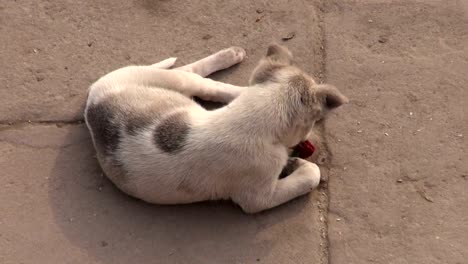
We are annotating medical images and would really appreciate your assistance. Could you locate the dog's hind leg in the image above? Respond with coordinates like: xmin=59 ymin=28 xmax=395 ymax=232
xmin=92 ymin=65 xmax=245 ymax=103
xmin=152 ymin=69 xmax=245 ymax=102
xmin=175 ymin=47 xmax=246 ymax=77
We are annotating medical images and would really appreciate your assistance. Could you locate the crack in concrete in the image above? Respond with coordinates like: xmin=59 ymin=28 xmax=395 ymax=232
xmin=0 ymin=119 xmax=84 ymax=126
xmin=0 ymin=139 xmax=74 ymax=150
xmin=310 ymin=0 xmax=331 ymax=263
xmin=315 ymin=125 xmax=332 ymax=264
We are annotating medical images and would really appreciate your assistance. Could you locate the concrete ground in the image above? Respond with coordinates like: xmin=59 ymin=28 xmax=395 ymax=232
xmin=0 ymin=0 xmax=466 ymax=263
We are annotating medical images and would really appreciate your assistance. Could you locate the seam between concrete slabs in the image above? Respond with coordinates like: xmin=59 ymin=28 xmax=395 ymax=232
xmin=310 ymin=0 xmax=331 ymax=263
xmin=0 ymin=120 xmax=84 ymax=126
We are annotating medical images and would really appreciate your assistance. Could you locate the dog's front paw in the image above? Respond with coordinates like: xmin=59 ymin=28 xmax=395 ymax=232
xmin=303 ymin=162 xmax=321 ymax=189
xmin=294 ymin=159 xmax=321 ymax=190
xmin=220 ymin=46 xmax=246 ymax=64
xmin=229 ymin=46 xmax=246 ymax=62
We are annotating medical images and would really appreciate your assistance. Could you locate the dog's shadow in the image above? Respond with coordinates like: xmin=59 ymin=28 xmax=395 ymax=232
xmin=48 ymin=124 xmax=310 ymax=264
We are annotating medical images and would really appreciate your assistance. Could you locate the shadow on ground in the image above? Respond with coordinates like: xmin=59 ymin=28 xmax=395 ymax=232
xmin=47 ymin=126 xmax=310 ymax=263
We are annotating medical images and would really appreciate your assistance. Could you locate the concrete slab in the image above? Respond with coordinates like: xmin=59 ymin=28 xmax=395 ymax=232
xmin=0 ymin=124 xmax=324 ymax=264
xmin=0 ymin=0 xmax=323 ymax=122
xmin=324 ymin=1 xmax=468 ymax=263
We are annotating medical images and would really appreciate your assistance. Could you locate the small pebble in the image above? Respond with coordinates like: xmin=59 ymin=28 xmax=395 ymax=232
xmin=357 ymin=129 xmax=363 ymax=133
xmin=256 ymin=8 xmax=264 ymax=14
xmin=456 ymin=133 xmax=463 ymax=137
xmin=202 ymin=34 xmax=212 ymax=40
xmin=409 ymin=112 xmax=413 ymax=116
xmin=384 ymin=132 xmax=389 ymax=136
xmin=378 ymin=36 xmax=388 ymax=43
xmin=368 ymin=19 xmax=373 ymax=23
xmin=422 ymin=193 xmax=434 ymax=202
xmin=336 ymin=218 xmax=341 ymax=222
xmin=397 ymin=179 xmax=403 ymax=183
xmin=282 ymin=32 xmax=296 ymax=41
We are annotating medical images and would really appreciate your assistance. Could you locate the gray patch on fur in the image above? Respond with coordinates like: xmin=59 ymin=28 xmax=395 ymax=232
xmin=279 ymin=158 xmax=300 ymax=179
xmin=154 ymin=111 xmax=190 ymax=153
xmin=85 ymin=101 xmax=121 ymax=155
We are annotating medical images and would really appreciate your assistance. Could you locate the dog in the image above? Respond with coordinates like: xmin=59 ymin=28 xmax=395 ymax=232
xmin=84 ymin=44 xmax=348 ymax=213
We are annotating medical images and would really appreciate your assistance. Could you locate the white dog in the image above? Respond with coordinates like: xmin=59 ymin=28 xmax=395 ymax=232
xmin=84 ymin=44 xmax=347 ymax=213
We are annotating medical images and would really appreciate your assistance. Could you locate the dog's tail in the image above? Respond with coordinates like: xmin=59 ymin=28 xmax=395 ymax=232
xmin=150 ymin=57 xmax=177 ymax=69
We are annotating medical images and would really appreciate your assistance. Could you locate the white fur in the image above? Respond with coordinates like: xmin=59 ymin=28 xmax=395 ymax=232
xmin=84 ymin=45 xmax=347 ymax=213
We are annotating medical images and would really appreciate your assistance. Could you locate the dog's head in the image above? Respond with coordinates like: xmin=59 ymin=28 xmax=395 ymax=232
xmin=249 ymin=43 xmax=348 ymax=147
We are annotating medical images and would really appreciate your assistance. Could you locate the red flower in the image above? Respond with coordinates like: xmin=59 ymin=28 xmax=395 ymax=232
xmin=291 ymin=140 xmax=316 ymax=159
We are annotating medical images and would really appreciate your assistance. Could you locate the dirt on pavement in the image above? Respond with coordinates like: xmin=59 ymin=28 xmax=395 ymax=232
xmin=324 ymin=1 xmax=468 ymax=263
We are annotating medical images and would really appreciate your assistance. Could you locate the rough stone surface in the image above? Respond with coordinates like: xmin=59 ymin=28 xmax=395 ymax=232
xmin=3 ymin=0 xmax=467 ymax=263
xmin=0 ymin=124 xmax=323 ymax=264
xmin=0 ymin=0 xmax=323 ymax=122
xmin=324 ymin=0 xmax=468 ymax=263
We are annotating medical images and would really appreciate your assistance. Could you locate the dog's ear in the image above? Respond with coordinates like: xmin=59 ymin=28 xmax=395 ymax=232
xmin=266 ymin=43 xmax=293 ymax=65
xmin=249 ymin=44 xmax=294 ymax=85
xmin=315 ymin=84 xmax=348 ymax=110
